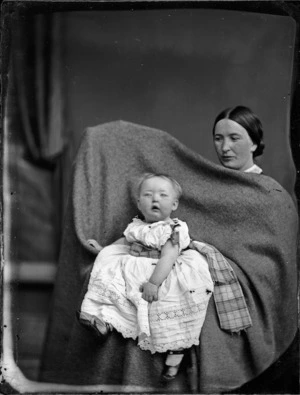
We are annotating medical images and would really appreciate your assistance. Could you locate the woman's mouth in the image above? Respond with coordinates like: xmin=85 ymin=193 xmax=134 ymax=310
xmin=222 ymin=156 xmax=235 ymax=161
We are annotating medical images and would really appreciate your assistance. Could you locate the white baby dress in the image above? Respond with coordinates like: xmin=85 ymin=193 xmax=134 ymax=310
xmin=80 ymin=217 xmax=214 ymax=353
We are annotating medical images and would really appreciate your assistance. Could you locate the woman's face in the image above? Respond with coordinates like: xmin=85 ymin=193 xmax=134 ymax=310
xmin=213 ymin=119 xmax=257 ymax=171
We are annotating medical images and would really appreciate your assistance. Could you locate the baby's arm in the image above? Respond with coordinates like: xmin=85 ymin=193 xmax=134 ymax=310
xmin=87 ymin=236 xmax=130 ymax=251
xmin=141 ymin=240 xmax=179 ymax=302
xmin=111 ymin=237 xmax=131 ymax=246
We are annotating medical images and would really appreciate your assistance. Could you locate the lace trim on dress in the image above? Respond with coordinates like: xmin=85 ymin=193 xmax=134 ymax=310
xmin=88 ymin=277 xmax=134 ymax=309
xmin=139 ymin=337 xmax=200 ymax=354
xmin=106 ymin=318 xmax=138 ymax=340
xmin=149 ymin=301 xmax=209 ymax=323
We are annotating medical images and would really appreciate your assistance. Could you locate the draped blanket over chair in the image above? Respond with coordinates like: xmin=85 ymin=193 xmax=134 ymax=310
xmin=39 ymin=121 xmax=298 ymax=393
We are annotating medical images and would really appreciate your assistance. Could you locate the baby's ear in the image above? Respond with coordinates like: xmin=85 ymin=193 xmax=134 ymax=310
xmin=172 ymin=200 xmax=179 ymax=211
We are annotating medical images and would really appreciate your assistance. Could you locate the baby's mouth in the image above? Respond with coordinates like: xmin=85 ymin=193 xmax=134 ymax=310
xmin=151 ymin=205 xmax=160 ymax=211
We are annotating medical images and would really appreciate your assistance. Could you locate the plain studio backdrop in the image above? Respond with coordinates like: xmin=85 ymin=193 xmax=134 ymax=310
xmin=66 ymin=9 xmax=296 ymax=190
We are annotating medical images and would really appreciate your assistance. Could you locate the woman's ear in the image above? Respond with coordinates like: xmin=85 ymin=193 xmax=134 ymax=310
xmin=250 ymin=143 xmax=258 ymax=153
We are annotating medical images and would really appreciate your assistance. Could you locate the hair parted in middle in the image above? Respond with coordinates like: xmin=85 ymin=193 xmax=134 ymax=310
xmin=212 ymin=105 xmax=265 ymax=157
xmin=135 ymin=173 xmax=183 ymax=201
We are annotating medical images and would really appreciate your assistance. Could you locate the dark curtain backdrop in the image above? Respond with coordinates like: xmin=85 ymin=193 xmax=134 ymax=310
xmin=13 ymin=13 xmax=65 ymax=165
xmin=7 ymin=11 xmax=68 ymax=264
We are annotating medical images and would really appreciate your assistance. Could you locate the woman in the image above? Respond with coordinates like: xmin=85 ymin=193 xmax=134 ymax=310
xmin=210 ymin=105 xmax=298 ymax=393
xmin=39 ymin=120 xmax=298 ymax=394
xmin=212 ymin=105 xmax=264 ymax=173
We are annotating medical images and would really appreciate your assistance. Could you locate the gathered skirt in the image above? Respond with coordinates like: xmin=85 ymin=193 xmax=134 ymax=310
xmin=81 ymin=244 xmax=213 ymax=353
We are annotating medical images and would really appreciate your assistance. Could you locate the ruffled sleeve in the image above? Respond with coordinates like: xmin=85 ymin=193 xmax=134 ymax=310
xmin=170 ymin=220 xmax=190 ymax=252
xmin=124 ymin=218 xmax=191 ymax=252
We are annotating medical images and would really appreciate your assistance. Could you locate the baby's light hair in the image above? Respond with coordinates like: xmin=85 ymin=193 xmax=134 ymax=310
xmin=136 ymin=173 xmax=183 ymax=201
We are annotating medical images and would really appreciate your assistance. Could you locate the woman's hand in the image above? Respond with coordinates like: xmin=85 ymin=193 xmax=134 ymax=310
xmin=140 ymin=282 xmax=158 ymax=303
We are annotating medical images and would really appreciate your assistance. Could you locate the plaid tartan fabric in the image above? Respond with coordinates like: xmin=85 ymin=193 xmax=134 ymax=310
xmin=193 ymin=241 xmax=252 ymax=333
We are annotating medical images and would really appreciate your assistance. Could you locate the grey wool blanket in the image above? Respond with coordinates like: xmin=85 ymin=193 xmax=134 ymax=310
xmin=39 ymin=121 xmax=298 ymax=393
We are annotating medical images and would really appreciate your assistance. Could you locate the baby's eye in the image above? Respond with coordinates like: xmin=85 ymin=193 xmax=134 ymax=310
xmin=160 ymin=193 xmax=168 ymax=197
xmin=144 ymin=193 xmax=152 ymax=197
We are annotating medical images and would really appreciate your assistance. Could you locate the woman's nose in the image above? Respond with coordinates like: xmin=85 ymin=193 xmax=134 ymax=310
xmin=221 ymin=140 xmax=231 ymax=152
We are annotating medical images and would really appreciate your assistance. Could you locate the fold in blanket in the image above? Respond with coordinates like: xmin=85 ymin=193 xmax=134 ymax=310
xmin=39 ymin=121 xmax=298 ymax=393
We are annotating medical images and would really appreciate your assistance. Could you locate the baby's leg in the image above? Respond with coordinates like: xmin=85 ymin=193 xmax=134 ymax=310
xmin=77 ymin=311 xmax=113 ymax=337
xmin=78 ymin=244 xmax=131 ymax=337
xmin=162 ymin=348 xmax=186 ymax=381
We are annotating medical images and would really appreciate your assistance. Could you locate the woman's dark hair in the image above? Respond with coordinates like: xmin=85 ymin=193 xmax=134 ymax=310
xmin=212 ymin=106 xmax=265 ymax=157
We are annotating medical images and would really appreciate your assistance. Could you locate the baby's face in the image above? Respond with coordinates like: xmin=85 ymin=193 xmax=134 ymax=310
xmin=137 ymin=177 xmax=179 ymax=223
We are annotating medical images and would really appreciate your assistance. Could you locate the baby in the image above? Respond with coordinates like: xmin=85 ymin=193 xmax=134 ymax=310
xmin=78 ymin=173 xmax=213 ymax=380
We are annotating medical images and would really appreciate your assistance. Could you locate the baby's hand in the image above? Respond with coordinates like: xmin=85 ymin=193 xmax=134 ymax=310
xmin=188 ymin=240 xmax=196 ymax=250
xmin=140 ymin=282 xmax=158 ymax=303
xmin=87 ymin=239 xmax=103 ymax=252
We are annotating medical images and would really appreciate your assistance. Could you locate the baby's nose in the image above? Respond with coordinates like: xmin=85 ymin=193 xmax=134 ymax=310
xmin=152 ymin=194 xmax=159 ymax=202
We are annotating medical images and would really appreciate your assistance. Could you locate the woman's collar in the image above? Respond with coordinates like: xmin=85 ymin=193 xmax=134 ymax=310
xmin=244 ymin=164 xmax=263 ymax=174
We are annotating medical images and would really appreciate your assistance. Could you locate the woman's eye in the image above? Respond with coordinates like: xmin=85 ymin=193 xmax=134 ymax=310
xmin=214 ymin=136 xmax=222 ymax=142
